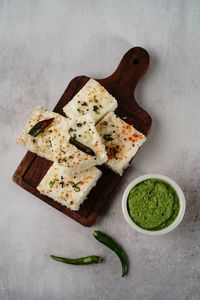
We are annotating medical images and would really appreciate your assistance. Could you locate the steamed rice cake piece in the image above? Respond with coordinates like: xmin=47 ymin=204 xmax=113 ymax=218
xmin=37 ymin=163 xmax=102 ymax=211
xmin=63 ymin=78 xmax=118 ymax=124
xmin=17 ymin=107 xmax=69 ymax=161
xmin=96 ymin=112 xmax=146 ymax=175
xmin=50 ymin=113 xmax=107 ymax=174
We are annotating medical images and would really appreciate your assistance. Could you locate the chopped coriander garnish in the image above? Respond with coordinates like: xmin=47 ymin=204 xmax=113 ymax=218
xmin=70 ymin=182 xmax=81 ymax=192
xmin=74 ymin=186 xmax=80 ymax=192
xmin=103 ymin=134 xmax=114 ymax=141
xmin=49 ymin=180 xmax=55 ymax=188
xmin=85 ymin=131 xmax=93 ymax=141
xmin=94 ymin=96 xmax=98 ymax=103
xmin=68 ymin=128 xmax=77 ymax=138
xmin=68 ymin=127 xmax=74 ymax=134
xmin=93 ymin=105 xmax=100 ymax=114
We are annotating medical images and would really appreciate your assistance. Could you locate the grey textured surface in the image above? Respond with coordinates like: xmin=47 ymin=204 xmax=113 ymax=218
xmin=0 ymin=1 xmax=200 ymax=299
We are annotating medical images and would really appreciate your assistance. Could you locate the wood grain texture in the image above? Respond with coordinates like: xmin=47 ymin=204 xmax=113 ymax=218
xmin=13 ymin=47 xmax=152 ymax=226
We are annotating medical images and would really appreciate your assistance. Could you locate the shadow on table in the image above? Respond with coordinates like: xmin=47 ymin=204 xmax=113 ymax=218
xmin=174 ymin=184 xmax=200 ymax=237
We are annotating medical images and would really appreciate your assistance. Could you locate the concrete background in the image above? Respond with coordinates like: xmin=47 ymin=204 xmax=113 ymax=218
xmin=0 ymin=0 xmax=200 ymax=299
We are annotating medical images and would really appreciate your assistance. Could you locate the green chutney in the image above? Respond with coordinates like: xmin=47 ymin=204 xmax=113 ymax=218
xmin=127 ymin=179 xmax=180 ymax=231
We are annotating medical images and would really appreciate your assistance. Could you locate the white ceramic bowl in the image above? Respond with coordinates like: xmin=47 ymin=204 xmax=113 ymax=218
xmin=122 ymin=174 xmax=185 ymax=236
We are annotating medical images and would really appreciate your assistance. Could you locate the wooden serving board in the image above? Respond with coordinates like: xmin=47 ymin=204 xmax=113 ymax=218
xmin=13 ymin=47 xmax=152 ymax=226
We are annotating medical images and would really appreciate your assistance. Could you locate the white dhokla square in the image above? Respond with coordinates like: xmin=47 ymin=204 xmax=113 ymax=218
xmin=63 ymin=79 xmax=118 ymax=124
xmin=50 ymin=113 xmax=107 ymax=174
xmin=37 ymin=163 xmax=102 ymax=211
xmin=17 ymin=107 xmax=69 ymax=161
xmin=96 ymin=112 xmax=146 ymax=175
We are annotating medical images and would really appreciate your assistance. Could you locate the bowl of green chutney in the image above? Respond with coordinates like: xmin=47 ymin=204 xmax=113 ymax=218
xmin=122 ymin=174 xmax=185 ymax=235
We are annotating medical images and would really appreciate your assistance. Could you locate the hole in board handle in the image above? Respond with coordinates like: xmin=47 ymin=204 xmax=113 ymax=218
xmin=133 ymin=58 xmax=139 ymax=65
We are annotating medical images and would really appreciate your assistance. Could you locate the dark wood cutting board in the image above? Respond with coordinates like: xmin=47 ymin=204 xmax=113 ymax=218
xmin=13 ymin=47 xmax=152 ymax=226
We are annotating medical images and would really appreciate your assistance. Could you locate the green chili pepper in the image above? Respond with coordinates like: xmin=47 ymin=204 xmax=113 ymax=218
xmin=28 ymin=118 xmax=54 ymax=137
xmin=69 ymin=137 xmax=95 ymax=156
xmin=50 ymin=255 xmax=102 ymax=265
xmin=92 ymin=230 xmax=128 ymax=277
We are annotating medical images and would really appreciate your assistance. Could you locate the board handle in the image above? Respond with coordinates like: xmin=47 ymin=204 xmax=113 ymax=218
xmin=99 ymin=47 xmax=150 ymax=101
